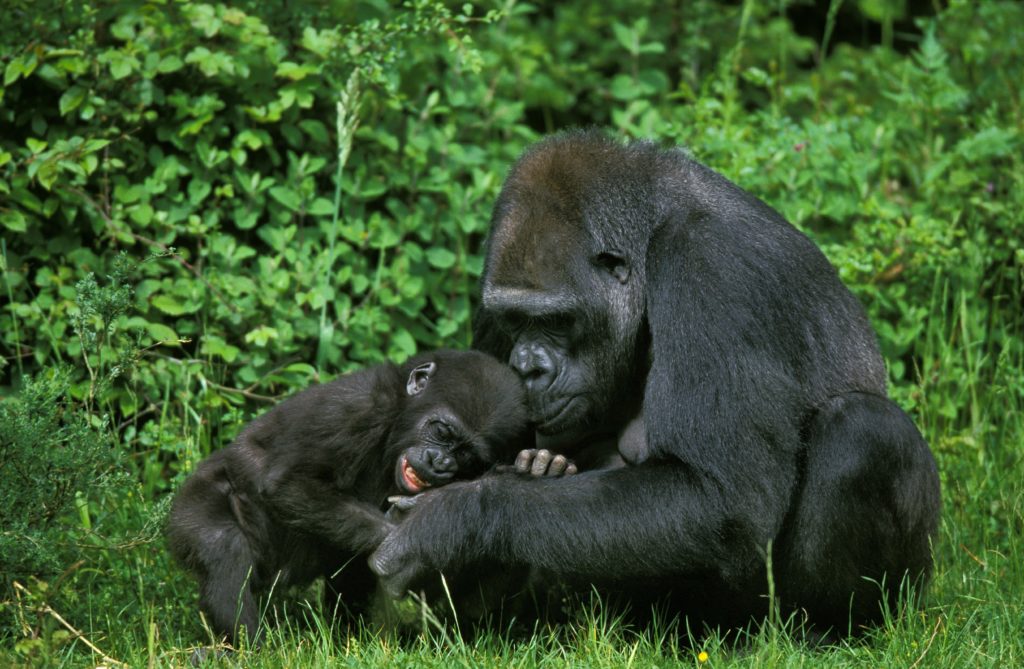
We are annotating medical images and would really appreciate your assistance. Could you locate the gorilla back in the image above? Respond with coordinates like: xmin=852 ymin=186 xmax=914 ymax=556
xmin=371 ymin=129 xmax=941 ymax=635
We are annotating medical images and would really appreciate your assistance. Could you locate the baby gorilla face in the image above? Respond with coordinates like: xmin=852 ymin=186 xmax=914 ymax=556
xmin=394 ymin=412 xmax=490 ymax=494
xmin=390 ymin=351 xmax=535 ymax=495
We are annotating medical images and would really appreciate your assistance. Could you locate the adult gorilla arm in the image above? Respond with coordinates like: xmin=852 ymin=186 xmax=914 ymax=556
xmin=373 ymin=462 xmax=763 ymax=596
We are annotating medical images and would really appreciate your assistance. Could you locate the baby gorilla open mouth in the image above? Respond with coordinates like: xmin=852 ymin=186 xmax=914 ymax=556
xmin=397 ymin=455 xmax=431 ymax=493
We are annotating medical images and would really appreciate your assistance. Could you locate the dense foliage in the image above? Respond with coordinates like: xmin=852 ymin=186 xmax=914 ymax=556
xmin=1 ymin=0 xmax=1021 ymax=665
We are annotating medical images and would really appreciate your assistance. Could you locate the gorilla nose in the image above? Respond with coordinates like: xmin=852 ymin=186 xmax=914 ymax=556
xmin=428 ymin=449 xmax=457 ymax=473
xmin=511 ymin=344 xmax=555 ymax=391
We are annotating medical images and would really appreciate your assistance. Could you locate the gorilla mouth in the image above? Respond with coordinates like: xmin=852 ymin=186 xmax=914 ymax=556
xmin=399 ymin=455 xmax=430 ymax=493
xmin=536 ymin=396 xmax=578 ymax=434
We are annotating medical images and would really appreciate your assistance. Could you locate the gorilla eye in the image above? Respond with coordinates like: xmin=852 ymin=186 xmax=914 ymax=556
xmin=430 ymin=421 xmax=456 ymax=443
xmin=502 ymin=312 xmax=527 ymax=334
xmin=594 ymin=252 xmax=630 ymax=284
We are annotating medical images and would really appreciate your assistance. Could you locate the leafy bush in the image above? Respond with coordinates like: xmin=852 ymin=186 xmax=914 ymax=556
xmin=0 ymin=367 xmax=114 ymax=581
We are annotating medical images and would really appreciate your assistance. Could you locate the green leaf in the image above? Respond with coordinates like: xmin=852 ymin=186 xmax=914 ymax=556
xmin=83 ymin=139 xmax=111 ymax=153
xmin=188 ymin=179 xmax=212 ymax=205
xmin=144 ymin=321 xmax=178 ymax=343
xmin=426 ymin=247 xmax=457 ymax=269
xmin=1 ymin=210 xmax=27 ymax=232
xmin=306 ymin=197 xmax=335 ymax=216
xmin=4 ymin=53 xmax=37 ymax=85
xmin=151 ymin=294 xmax=187 ymax=315
xmin=398 ymin=275 xmax=424 ymax=298
xmin=391 ymin=328 xmax=417 ymax=357
xmin=612 ymin=22 xmax=636 ymax=54
xmin=59 ymin=85 xmax=87 ymax=116
xmin=235 ymin=208 xmax=260 ymax=230
xmin=244 ymin=325 xmax=278 ymax=347
xmin=130 ymin=203 xmax=154 ymax=226
xmin=158 ymin=55 xmax=184 ymax=73
xmin=269 ymin=186 xmax=302 ymax=211
xmin=114 ymin=183 xmax=145 ymax=204
xmin=299 ymin=119 xmax=329 ymax=145
xmin=276 ymin=61 xmax=315 ymax=81
xmin=610 ymin=74 xmax=639 ymax=101
xmin=109 ymin=54 xmax=135 ymax=79
xmin=436 ymin=317 xmax=458 ymax=338
xmin=283 ymin=362 xmax=317 ymax=376
xmin=200 ymin=334 xmax=241 ymax=362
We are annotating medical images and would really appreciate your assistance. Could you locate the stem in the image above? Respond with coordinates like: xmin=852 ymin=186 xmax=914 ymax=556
xmin=1 ymin=238 xmax=25 ymax=379
xmin=317 ymin=70 xmax=361 ymax=370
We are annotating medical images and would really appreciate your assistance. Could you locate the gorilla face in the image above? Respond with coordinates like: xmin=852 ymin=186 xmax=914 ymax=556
xmin=474 ymin=144 xmax=652 ymax=449
xmin=393 ymin=411 xmax=494 ymax=494
xmin=390 ymin=354 xmax=532 ymax=492
xmin=477 ymin=287 xmax=635 ymax=448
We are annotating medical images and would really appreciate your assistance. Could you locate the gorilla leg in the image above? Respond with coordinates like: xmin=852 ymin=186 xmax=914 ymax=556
xmin=168 ymin=452 xmax=266 ymax=645
xmin=779 ymin=392 xmax=940 ymax=632
xmin=197 ymin=529 xmax=261 ymax=644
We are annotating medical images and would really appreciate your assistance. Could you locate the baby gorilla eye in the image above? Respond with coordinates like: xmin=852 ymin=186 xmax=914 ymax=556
xmin=430 ymin=420 xmax=455 ymax=442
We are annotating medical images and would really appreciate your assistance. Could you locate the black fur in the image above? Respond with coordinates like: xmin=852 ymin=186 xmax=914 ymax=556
xmin=167 ymin=349 xmax=531 ymax=644
xmin=370 ymin=130 xmax=941 ymax=634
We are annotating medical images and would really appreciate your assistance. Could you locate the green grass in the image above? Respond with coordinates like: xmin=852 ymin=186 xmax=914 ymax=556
xmin=41 ymin=542 xmax=1024 ymax=669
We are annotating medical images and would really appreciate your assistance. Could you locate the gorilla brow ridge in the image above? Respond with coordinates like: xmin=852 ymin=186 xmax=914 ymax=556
xmin=481 ymin=286 xmax=576 ymax=315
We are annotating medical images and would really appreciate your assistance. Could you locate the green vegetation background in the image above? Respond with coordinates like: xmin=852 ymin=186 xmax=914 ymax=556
xmin=1 ymin=0 xmax=1021 ymax=666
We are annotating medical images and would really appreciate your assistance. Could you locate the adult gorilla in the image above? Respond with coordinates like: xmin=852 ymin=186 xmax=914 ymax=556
xmin=372 ymin=129 xmax=941 ymax=632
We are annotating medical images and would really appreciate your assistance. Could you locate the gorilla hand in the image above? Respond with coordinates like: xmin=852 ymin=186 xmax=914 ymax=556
xmin=494 ymin=448 xmax=578 ymax=476
xmin=370 ymin=521 xmax=428 ymax=598
xmin=515 ymin=448 xmax=578 ymax=476
xmin=384 ymin=494 xmax=422 ymax=524
xmin=371 ymin=478 xmax=496 ymax=598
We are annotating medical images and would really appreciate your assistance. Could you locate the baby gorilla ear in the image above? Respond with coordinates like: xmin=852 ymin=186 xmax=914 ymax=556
xmin=406 ymin=361 xmax=437 ymax=396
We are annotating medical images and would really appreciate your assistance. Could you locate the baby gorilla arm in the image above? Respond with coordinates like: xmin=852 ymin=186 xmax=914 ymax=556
xmin=261 ymin=464 xmax=390 ymax=554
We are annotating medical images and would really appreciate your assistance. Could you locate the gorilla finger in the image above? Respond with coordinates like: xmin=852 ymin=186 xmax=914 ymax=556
xmin=378 ymin=564 xmax=419 ymax=599
xmin=370 ymin=540 xmax=423 ymax=598
xmin=565 ymin=462 xmax=578 ymax=475
xmin=530 ymin=449 xmax=553 ymax=476
xmin=370 ymin=539 xmax=403 ymax=579
xmin=384 ymin=495 xmax=419 ymax=522
xmin=387 ymin=495 xmax=421 ymax=511
xmin=547 ymin=455 xmax=568 ymax=476
xmin=515 ymin=449 xmax=536 ymax=473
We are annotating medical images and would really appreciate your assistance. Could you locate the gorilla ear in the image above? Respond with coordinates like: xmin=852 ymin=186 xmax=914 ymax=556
xmin=595 ymin=252 xmax=630 ymax=284
xmin=406 ymin=362 xmax=437 ymax=396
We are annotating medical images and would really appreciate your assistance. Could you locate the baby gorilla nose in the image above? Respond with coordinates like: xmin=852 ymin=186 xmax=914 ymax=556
xmin=427 ymin=447 xmax=457 ymax=474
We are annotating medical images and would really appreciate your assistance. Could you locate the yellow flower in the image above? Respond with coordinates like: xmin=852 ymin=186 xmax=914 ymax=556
xmin=698 ymin=650 xmax=709 ymax=663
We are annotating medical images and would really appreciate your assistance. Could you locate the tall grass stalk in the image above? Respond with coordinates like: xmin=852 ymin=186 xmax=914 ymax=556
xmin=316 ymin=70 xmax=361 ymax=371
xmin=1 ymin=238 xmax=24 ymax=379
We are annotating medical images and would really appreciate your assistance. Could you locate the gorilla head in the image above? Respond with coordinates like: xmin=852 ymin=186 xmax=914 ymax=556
xmin=389 ymin=355 xmax=533 ymax=493
xmin=473 ymin=133 xmax=665 ymax=448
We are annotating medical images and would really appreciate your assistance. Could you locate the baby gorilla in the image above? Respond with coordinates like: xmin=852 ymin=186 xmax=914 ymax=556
xmin=167 ymin=349 xmax=535 ymax=645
